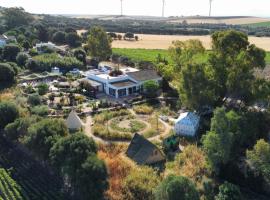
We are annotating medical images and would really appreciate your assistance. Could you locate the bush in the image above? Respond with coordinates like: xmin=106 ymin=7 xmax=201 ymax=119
xmin=154 ymin=175 xmax=199 ymax=200
xmin=31 ymin=105 xmax=49 ymax=116
xmin=52 ymin=31 xmax=66 ymax=44
xmin=133 ymin=104 xmax=154 ymax=115
xmin=37 ymin=83 xmax=49 ymax=95
xmin=27 ymin=94 xmax=41 ymax=106
xmin=16 ymin=52 xmax=29 ymax=66
xmin=143 ymin=80 xmax=160 ymax=98
xmin=3 ymin=44 xmax=20 ymax=61
xmin=215 ymin=182 xmax=242 ymax=200
xmin=0 ymin=63 xmax=15 ymax=86
xmin=66 ymin=32 xmax=81 ymax=47
xmin=143 ymin=128 xmax=157 ymax=138
xmin=26 ymin=59 xmax=39 ymax=71
xmin=123 ymin=166 xmax=160 ymax=200
xmin=0 ymin=101 xmax=19 ymax=129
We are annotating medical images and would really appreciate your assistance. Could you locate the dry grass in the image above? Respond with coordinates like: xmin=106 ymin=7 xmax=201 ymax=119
xmin=112 ymin=34 xmax=270 ymax=51
xmin=0 ymin=89 xmax=14 ymax=102
xmin=98 ymin=144 xmax=134 ymax=200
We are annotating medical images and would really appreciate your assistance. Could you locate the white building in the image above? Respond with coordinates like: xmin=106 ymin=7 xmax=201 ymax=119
xmin=0 ymin=35 xmax=17 ymax=47
xmin=51 ymin=67 xmax=61 ymax=74
xmin=174 ymin=112 xmax=200 ymax=137
xmin=83 ymin=66 xmax=162 ymax=98
xmin=35 ymin=42 xmax=67 ymax=54
xmin=66 ymin=110 xmax=84 ymax=130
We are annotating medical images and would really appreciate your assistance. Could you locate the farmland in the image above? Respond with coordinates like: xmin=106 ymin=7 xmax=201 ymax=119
xmin=112 ymin=34 xmax=270 ymax=51
xmin=113 ymin=48 xmax=270 ymax=64
xmin=0 ymin=137 xmax=67 ymax=200
xmin=245 ymin=21 xmax=270 ymax=28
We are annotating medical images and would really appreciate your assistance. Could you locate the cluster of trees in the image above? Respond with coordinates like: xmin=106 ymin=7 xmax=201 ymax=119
xmin=0 ymin=99 xmax=108 ymax=200
xmin=108 ymin=32 xmax=139 ymax=41
xmin=154 ymin=30 xmax=270 ymax=198
xmin=29 ymin=53 xmax=84 ymax=72
xmin=161 ymin=30 xmax=267 ymax=111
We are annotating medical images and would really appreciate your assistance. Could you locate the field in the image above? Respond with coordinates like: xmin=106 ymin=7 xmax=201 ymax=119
xmin=0 ymin=137 xmax=68 ymax=200
xmin=245 ymin=21 xmax=270 ymax=28
xmin=167 ymin=16 xmax=270 ymax=25
xmin=113 ymin=48 xmax=270 ymax=64
xmin=112 ymin=34 xmax=270 ymax=51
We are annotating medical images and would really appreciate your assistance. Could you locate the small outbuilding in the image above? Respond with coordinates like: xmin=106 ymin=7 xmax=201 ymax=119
xmin=174 ymin=112 xmax=200 ymax=137
xmin=126 ymin=133 xmax=165 ymax=165
xmin=66 ymin=110 xmax=84 ymax=130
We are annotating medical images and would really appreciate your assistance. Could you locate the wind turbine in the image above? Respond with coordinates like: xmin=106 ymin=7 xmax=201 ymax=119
xmin=162 ymin=0 xmax=165 ymax=17
xmin=120 ymin=0 xmax=123 ymax=16
xmin=209 ymin=0 xmax=213 ymax=17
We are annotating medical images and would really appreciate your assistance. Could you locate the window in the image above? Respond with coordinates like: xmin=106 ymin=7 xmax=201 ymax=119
xmin=109 ymin=88 xmax=116 ymax=97
xmin=118 ymin=89 xmax=127 ymax=97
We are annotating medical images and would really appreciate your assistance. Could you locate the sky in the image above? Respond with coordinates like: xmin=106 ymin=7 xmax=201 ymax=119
xmin=1 ymin=0 xmax=270 ymax=17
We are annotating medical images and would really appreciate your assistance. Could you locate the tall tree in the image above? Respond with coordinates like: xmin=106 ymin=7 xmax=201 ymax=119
xmin=179 ymin=63 xmax=218 ymax=110
xmin=209 ymin=30 xmax=266 ymax=101
xmin=86 ymin=26 xmax=112 ymax=61
xmin=202 ymin=107 xmax=233 ymax=174
xmin=169 ymin=39 xmax=205 ymax=71
xmin=246 ymin=139 xmax=270 ymax=185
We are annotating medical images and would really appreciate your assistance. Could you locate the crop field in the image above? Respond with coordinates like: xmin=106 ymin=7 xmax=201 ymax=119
xmin=113 ymin=48 xmax=270 ymax=64
xmin=0 ymin=137 xmax=68 ymax=200
xmin=112 ymin=34 xmax=270 ymax=51
xmin=245 ymin=21 xmax=270 ymax=28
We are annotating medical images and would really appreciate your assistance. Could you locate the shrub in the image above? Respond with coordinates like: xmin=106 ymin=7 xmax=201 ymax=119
xmin=27 ymin=93 xmax=41 ymax=106
xmin=154 ymin=175 xmax=199 ymax=200
xmin=133 ymin=104 xmax=154 ymax=115
xmin=143 ymin=128 xmax=157 ymax=138
xmin=37 ymin=83 xmax=49 ymax=95
xmin=3 ymin=44 xmax=20 ymax=61
xmin=0 ymin=101 xmax=19 ymax=129
xmin=0 ymin=63 xmax=15 ymax=86
xmin=16 ymin=52 xmax=29 ymax=66
xmin=123 ymin=166 xmax=160 ymax=200
xmin=215 ymin=182 xmax=242 ymax=200
xmin=31 ymin=105 xmax=49 ymax=116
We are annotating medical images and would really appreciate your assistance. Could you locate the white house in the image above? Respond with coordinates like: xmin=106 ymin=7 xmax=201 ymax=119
xmin=83 ymin=66 xmax=162 ymax=98
xmin=174 ymin=112 xmax=200 ymax=137
xmin=0 ymin=35 xmax=17 ymax=47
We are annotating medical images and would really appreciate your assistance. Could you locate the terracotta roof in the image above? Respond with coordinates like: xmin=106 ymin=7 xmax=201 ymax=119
xmin=127 ymin=70 xmax=161 ymax=82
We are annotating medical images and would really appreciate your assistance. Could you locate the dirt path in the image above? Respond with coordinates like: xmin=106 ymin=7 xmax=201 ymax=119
xmin=84 ymin=116 xmax=105 ymax=143
xmin=149 ymin=119 xmax=172 ymax=141
xmin=84 ymin=109 xmax=173 ymax=144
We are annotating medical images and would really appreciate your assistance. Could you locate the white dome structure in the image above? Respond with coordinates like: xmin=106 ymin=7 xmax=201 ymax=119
xmin=66 ymin=110 xmax=84 ymax=130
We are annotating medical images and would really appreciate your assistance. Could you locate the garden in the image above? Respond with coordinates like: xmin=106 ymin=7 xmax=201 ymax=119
xmin=92 ymin=104 xmax=169 ymax=141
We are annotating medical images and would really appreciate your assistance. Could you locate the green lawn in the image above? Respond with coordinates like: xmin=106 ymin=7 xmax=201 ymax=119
xmin=244 ymin=21 xmax=270 ymax=28
xmin=113 ymin=48 xmax=172 ymax=63
xmin=113 ymin=48 xmax=270 ymax=64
